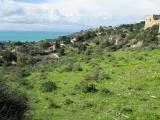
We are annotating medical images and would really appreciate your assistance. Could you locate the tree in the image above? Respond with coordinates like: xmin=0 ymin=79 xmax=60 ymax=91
xmin=2 ymin=50 xmax=16 ymax=62
xmin=16 ymin=51 xmax=29 ymax=64
xmin=57 ymin=47 xmax=65 ymax=56
xmin=42 ymin=42 xmax=51 ymax=49
xmin=60 ymin=36 xmax=71 ymax=44
xmin=55 ymin=41 xmax=60 ymax=49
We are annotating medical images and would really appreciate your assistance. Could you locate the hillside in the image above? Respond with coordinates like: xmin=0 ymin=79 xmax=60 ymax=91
xmin=0 ymin=22 xmax=160 ymax=120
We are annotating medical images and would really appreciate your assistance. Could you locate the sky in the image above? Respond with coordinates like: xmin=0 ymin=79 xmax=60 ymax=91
xmin=0 ymin=0 xmax=160 ymax=32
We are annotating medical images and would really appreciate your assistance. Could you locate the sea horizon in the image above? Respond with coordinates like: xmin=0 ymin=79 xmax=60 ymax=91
xmin=0 ymin=31 xmax=72 ymax=42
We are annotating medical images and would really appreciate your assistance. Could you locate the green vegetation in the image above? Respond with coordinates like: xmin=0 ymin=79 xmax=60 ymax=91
xmin=0 ymin=77 xmax=28 ymax=120
xmin=41 ymin=81 xmax=57 ymax=92
xmin=0 ymin=22 xmax=160 ymax=120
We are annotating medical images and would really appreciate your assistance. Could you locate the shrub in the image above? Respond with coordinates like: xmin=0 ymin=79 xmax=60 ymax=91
xmin=64 ymin=99 xmax=74 ymax=105
xmin=82 ymin=101 xmax=93 ymax=109
xmin=136 ymin=25 xmax=159 ymax=48
xmin=101 ymin=88 xmax=113 ymax=95
xmin=121 ymin=33 xmax=126 ymax=38
xmin=136 ymin=56 xmax=145 ymax=61
xmin=87 ymin=84 xmax=98 ymax=93
xmin=157 ymin=59 xmax=160 ymax=63
xmin=0 ymin=79 xmax=28 ymax=120
xmin=2 ymin=50 xmax=17 ymax=62
xmin=48 ymin=100 xmax=61 ymax=109
xmin=72 ymin=64 xmax=83 ymax=72
xmin=84 ymin=71 xmax=100 ymax=81
xmin=75 ymin=81 xmax=98 ymax=93
xmin=41 ymin=81 xmax=57 ymax=92
xmin=75 ymin=80 xmax=88 ymax=92
xmin=21 ymin=69 xmax=31 ymax=77
xmin=57 ymin=47 xmax=65 ymax=56
xmin=99 ymin=40 xmax=111 ymax=49
xmin=63 ymin=64 xmax=83 ymax=72
xmin=85 ymin=48 xmax=92 ymax=55
xmin=76 ymin=35 xmax=84 ymax=42
xmin=16 ymin=51 xmax=28 ymax=64
xmin=0 ymin=58 xmax=3 ymax=66
xmin=59 ymin=36 xmax=71 ymax=44
xmin=77 ymin=43 xmax=87 ymax=52
xmin=121 ymin=107 xmax=133 ymax=113
xmin=83 ymin=31 xmax=97 ymax=40
xmin=63 ymin=64 xmax=73 ymax=72
xmin=99 ymin=72 xmax=111 ymax=80
xmin=84 ymin=70 xmax=111 ymax=81
xmin=19 ymin=79 xmax=33 ymax=89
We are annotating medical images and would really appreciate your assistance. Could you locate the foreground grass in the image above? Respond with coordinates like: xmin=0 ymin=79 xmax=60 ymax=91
xmin=2 ymin=49 xmax=160 ymax=120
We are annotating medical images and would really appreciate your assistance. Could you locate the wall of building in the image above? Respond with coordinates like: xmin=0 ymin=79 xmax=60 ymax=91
xmin=159 ymin=23 xmax=160 ymax=33
xmin=144 ymin=16 xmax=160 ymax=33
xmin=144 ymin=16 xmax=160 ymax=30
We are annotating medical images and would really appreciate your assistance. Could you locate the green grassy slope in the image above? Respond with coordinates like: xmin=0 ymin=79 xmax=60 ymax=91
xmin=0 ymin=22 xmax=160 ymax=120
xmin=5 ymin=49 xmax=159 ymax=120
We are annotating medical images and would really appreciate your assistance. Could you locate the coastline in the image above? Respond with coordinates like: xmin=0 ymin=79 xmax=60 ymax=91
xmin=0 ymin=31 xmax=72 ymax=42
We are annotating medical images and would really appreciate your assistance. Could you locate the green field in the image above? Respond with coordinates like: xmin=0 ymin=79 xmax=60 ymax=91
xmin=1 ymin=48 xmax=160 ymax=120
xmin=0 ymin=23 xmax=160 ymax=120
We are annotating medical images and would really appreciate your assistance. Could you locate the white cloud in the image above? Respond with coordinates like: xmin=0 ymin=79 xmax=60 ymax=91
xmin=0 ymin=0 xmax=160 ymax=31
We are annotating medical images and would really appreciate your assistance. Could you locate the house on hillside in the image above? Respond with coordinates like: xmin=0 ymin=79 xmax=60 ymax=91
xmin=44 ymin=42 xmax=56 ymax=53
xmin=47 ymin=44 xmax=56 ymax=52
xmin=144 ymin=15 xmax=160 ymax=32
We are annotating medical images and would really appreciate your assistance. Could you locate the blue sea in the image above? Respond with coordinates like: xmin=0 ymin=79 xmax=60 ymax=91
xmin=0 ymin=31 xmax=72 ymax=42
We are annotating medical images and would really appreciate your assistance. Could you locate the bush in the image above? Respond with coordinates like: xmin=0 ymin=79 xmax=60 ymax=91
xmin=84 ymin=70 xmax=111 ymax=81
xmin=84 ymin=71 xmax=99 ymax=81
xmin=101 ymin=88 xmax=113 ymax=95
xmin=16 ymin=51 xmax=28 ymax=64
xmin=48 ymin=100 xmax=61 ymax=109
xmin=63 ymin=64 xmax=73 ymax=72
xmin=75 ymin=80 xmax=88 ymax=92
xmin=83 ymin=31 xmax=97 ymax=40
xmin=41 ymin=81 xmax=57 ymax=92
xmin=77 ymin=43 xmax=87 ymax=52
xmin=121 ymin=107 xmax=133 ymax=113
xmin=136 ymin=25 xmax=159 ymax=48
xmin=72 ymin=64 xmax=83 ymax=72
xmin=82 ymin=101 xmax=93 ymax=109
xmin=19 ymin=79 xmax=33 ymax=89
xmin=157 ymin=59 xmax=160 ymax=63
xmin=64 ymin=98 xmax=74 ymax=105
xmin=59 ymin=36 xmax=71 ymax=44
xmin=99 ymin=72 xmax=111 ymax=80
xmin=0 ymin=58 xmax=3 ymax=66
xmin=75 ymin=81 xmax=98 ymax=93
xmin=21 ymin=69 xmax=31 ymax=77
xmin=63 ymin=64 xmax=83 ymax=72
xmin=87 ymin=84 xmax=98 ymax=93
xmin=136 ymin=56 xmax=145 ymax=61
xmin=99 ymin=40 xmax=111 ymax=49
xmin=2 ymin=50 xmax=17 ymax=62
xmin=57 ymin=47 xmax=65 ymax=56
xmin=0 ymin=79 xmax=28 ymax=120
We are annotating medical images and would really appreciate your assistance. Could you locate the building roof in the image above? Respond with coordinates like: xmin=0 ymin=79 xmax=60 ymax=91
xmin=153 ymin=15 xmax=160 ymax=20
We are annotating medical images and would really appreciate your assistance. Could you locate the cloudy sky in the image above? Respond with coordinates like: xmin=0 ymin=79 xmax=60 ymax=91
xmin=0 ymin=0 xmax=160 ymax=32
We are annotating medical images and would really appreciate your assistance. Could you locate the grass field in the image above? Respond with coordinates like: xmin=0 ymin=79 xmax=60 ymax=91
xmin=2 ymin=49 xmax=158 ymax=120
